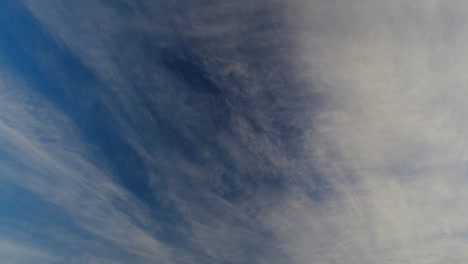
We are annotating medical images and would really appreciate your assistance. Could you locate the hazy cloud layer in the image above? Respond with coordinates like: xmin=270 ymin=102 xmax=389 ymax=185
xmin=271 ymin=1 xmax=468 ymax=263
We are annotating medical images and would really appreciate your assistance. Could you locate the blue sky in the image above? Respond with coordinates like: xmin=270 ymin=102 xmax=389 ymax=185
xmin=1 ymin=0 xmax=468 ymax=263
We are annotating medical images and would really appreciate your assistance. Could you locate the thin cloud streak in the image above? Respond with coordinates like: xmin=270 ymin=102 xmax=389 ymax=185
xmin=0 ymin=67 xmax=187 ymax=263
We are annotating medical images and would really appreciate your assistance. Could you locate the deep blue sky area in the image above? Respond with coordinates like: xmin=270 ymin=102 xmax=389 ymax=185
xmin=2 ymin=1 xmax=468 ymax=263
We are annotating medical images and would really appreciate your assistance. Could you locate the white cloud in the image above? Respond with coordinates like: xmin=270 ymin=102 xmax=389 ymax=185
xmin=263 ymin=1 xmax=468 ymax=263
xmin=0 ymin=66 xmax=187 ymax=263
xmin=0 ymin=239 xmax=58 ymax=264
xmin=6 ymin=1 xmax=468 ymax=263
xmin=2 ymin=1 xmax=292 ymax=261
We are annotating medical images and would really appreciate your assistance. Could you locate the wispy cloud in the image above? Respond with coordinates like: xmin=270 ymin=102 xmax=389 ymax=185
xmin=0 ymin=65 xmax=186 ymax=262
xmin=265 ymin=1 xmax=468 ymax=263
xmin=2 ymin=0 xmax=468 ymax=263
xmin=3 ymin=1 xmax=299 ymax=262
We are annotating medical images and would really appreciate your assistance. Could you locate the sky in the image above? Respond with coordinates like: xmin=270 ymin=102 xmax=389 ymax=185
xmin=1 ymin=0 xmax=468 ymax=263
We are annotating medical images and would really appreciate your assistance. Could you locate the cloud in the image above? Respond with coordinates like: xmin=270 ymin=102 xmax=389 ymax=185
xmin=262 ymin=1 xmax=468 ymax=263
xmin=3 ymin=1 xmax=300 ymax=262
xmin=0 ymin=239 xmax=58 ymax=264
xmin=3 ymin=0 xmax=468 ymax=263
xmin=0 ymin=64 xmax=187 ymax=262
